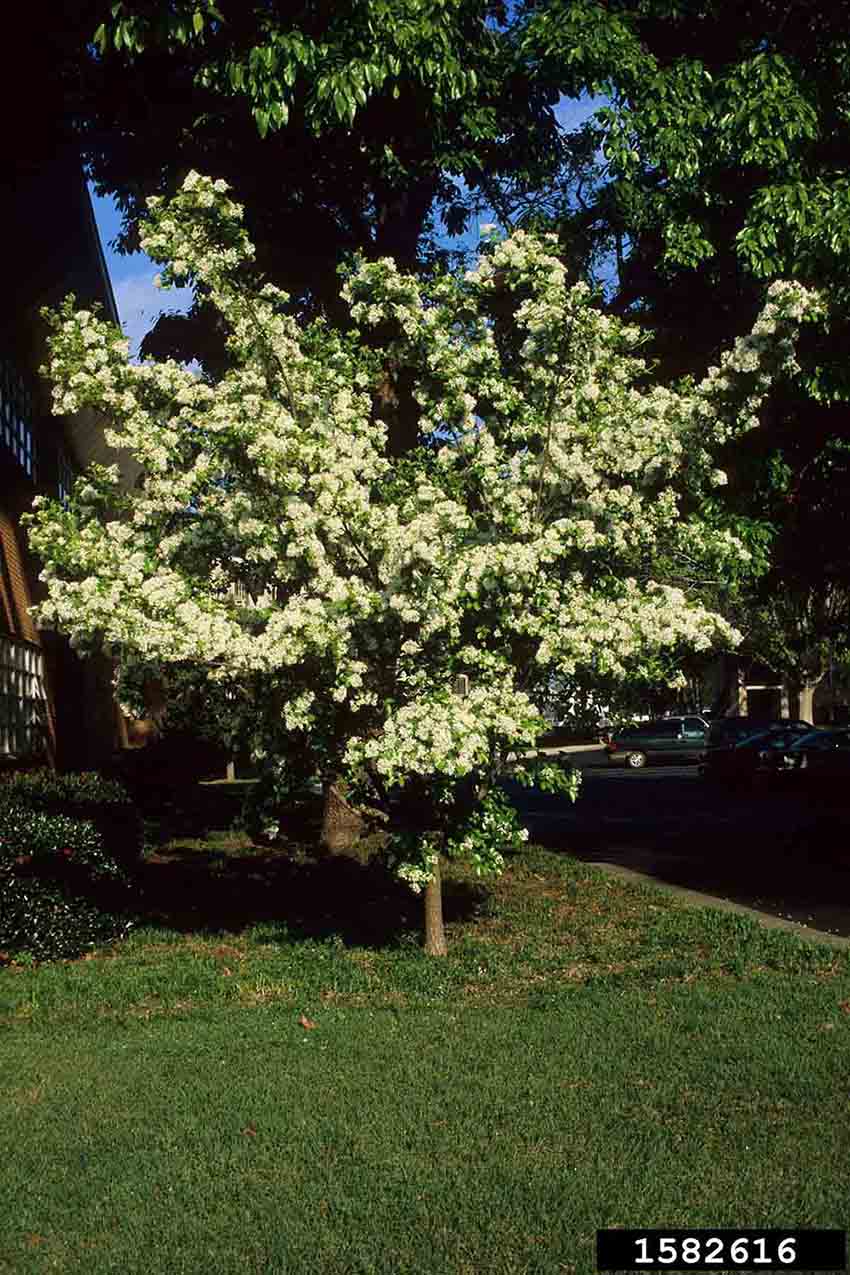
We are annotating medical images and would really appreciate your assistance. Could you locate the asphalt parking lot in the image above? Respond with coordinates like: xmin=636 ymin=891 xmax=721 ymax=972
xmin=503 ymin=748 xmax=850 ymax=940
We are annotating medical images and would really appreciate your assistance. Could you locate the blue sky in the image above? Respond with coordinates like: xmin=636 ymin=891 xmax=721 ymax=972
xmin=90 ymin=94 xmax=605 ymax=358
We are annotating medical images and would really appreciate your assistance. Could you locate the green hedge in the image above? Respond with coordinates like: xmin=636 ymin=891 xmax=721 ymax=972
xmin=0 ymin=769 xmax=133 ymax=807
xmin=0 ymin=768 xmax=142 ymax=871
xmin=0 ymin=772 xmax=137 ymax=963
xmin=0 ymin=875 xmax=131 ymax=964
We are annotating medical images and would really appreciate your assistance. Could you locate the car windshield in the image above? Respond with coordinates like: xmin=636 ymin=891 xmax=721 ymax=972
xmin=710 ymin=719 xmax=811 ymax=745
xmin=714 ymin=726 xmax=760 ymax=744
xmin=735 ymin=728 xmax=808 ymax=750
xmin=787 ymin=730 xmax=834 ymax=750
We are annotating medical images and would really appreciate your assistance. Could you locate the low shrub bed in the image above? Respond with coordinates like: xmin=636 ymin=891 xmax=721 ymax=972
xmin=0 ymin=772 xmax=137 ymax=963
xmin=0 ymin=767 xmax=142 ymax=870
xmin=0 ymin=874 xmax=131 ymax=965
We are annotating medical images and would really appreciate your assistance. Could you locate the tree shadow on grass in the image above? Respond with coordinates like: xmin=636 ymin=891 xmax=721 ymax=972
xmin=132 ymin=792 xmax=487 ymax=949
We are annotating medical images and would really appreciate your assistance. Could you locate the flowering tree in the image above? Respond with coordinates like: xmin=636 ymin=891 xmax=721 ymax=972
xmin=24 ymin=173 xmax=821 ymax=953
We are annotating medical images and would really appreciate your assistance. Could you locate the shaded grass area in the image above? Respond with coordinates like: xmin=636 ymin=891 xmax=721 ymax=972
xmin=2 ymin=810 xmax=849 ymax=1273
xmin=2 ymin=985 xmax=849 ymax=1274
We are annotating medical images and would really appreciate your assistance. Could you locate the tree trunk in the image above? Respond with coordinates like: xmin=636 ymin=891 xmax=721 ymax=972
xmin=795 ymin=683 xmax=817 ymax=723
xmin=424 ymin=854 xmax=448 ymax=956
xmin=320 ymin=779 xmax=365 ymax=853
xmin=372 ymin=176 xmax=439 ymax=270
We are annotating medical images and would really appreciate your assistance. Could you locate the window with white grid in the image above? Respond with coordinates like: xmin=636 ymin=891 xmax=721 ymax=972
xmin=0 ymin=635 xmax=48 ymax=757
xmin=0 ymin=356 xmax=37 ymax=481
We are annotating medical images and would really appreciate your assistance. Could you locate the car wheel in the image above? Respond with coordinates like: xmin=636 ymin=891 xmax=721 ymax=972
xmin=626 ymin=751 xmax=647 ymax=769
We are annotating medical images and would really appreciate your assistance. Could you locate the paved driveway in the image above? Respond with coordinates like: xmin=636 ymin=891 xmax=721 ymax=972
xmin=502 ymin=748 xmax=850 ymax=939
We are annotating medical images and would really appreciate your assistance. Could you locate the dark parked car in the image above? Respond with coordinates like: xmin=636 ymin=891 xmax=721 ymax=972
xmin=606 ymin=716 xmax=709 ymax=768
xmin=779 ymin=728 xmax=850 ymax=783
xmin=700 ymin=724 xmax=814 ymax=784
xmin=705 ymin=716 xmax=812 ymax=751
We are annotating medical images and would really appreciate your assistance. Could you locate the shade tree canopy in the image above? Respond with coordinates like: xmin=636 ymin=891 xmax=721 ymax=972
xmin=68 ymin=0 xmax=565 ymax=369
xmin=510 ymin=0 xmax=850 ymax=705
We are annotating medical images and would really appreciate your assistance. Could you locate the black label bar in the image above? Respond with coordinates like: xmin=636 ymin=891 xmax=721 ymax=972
xmin=597 ymin=1228 xmax=846 ymax=1271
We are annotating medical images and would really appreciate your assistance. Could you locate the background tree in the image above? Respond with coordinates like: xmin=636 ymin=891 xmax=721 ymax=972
xmin=740 ymin=438 xmax=850 ymax=719
xmin=3 ymin=0 xmax=566 ymax=452
xmin=59 ymin=2 xmax=559 ymax=376
xmin=512 ymin=0 xmax=850 ymax=713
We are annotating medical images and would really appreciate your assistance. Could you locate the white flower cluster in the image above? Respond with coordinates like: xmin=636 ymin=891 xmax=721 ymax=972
xmin=344 ymin=682 xmax=542 ymax=785
xmin=395 ymin=845 xmax=441 ymax=894
xmin=445 ymin=788 xmax=530 ymax=879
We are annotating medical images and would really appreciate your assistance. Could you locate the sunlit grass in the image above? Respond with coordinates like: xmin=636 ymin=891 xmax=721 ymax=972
xmin=2 ymin=838 xmax=848 ymax=1273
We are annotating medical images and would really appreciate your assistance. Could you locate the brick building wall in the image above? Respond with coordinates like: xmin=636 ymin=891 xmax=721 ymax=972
xmin=1 ymin=150 xmax=141 ymax=772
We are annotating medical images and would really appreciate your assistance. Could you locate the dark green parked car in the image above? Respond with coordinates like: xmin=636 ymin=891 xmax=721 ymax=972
xmin=605 ymin=716 xmax=710 ymax=768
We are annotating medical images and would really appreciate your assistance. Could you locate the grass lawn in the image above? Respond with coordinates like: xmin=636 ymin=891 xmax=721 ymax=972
xmin=2 ymin=818 xmax=849 ymax=1274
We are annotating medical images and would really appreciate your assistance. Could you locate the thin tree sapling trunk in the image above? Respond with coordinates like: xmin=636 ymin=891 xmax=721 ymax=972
xmin=424 ymin=854 xmax=448 ymax=956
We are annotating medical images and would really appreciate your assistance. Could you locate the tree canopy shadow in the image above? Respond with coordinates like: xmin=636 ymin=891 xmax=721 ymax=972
xmin=130 ymin=789 xmax=487 ymax=948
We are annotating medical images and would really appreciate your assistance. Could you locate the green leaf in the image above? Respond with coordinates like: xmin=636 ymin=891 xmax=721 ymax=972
xmin=268 ymin=100 xmax=289 ymax=129
xmin=193 ymin=10 xmax=204 ymax=37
